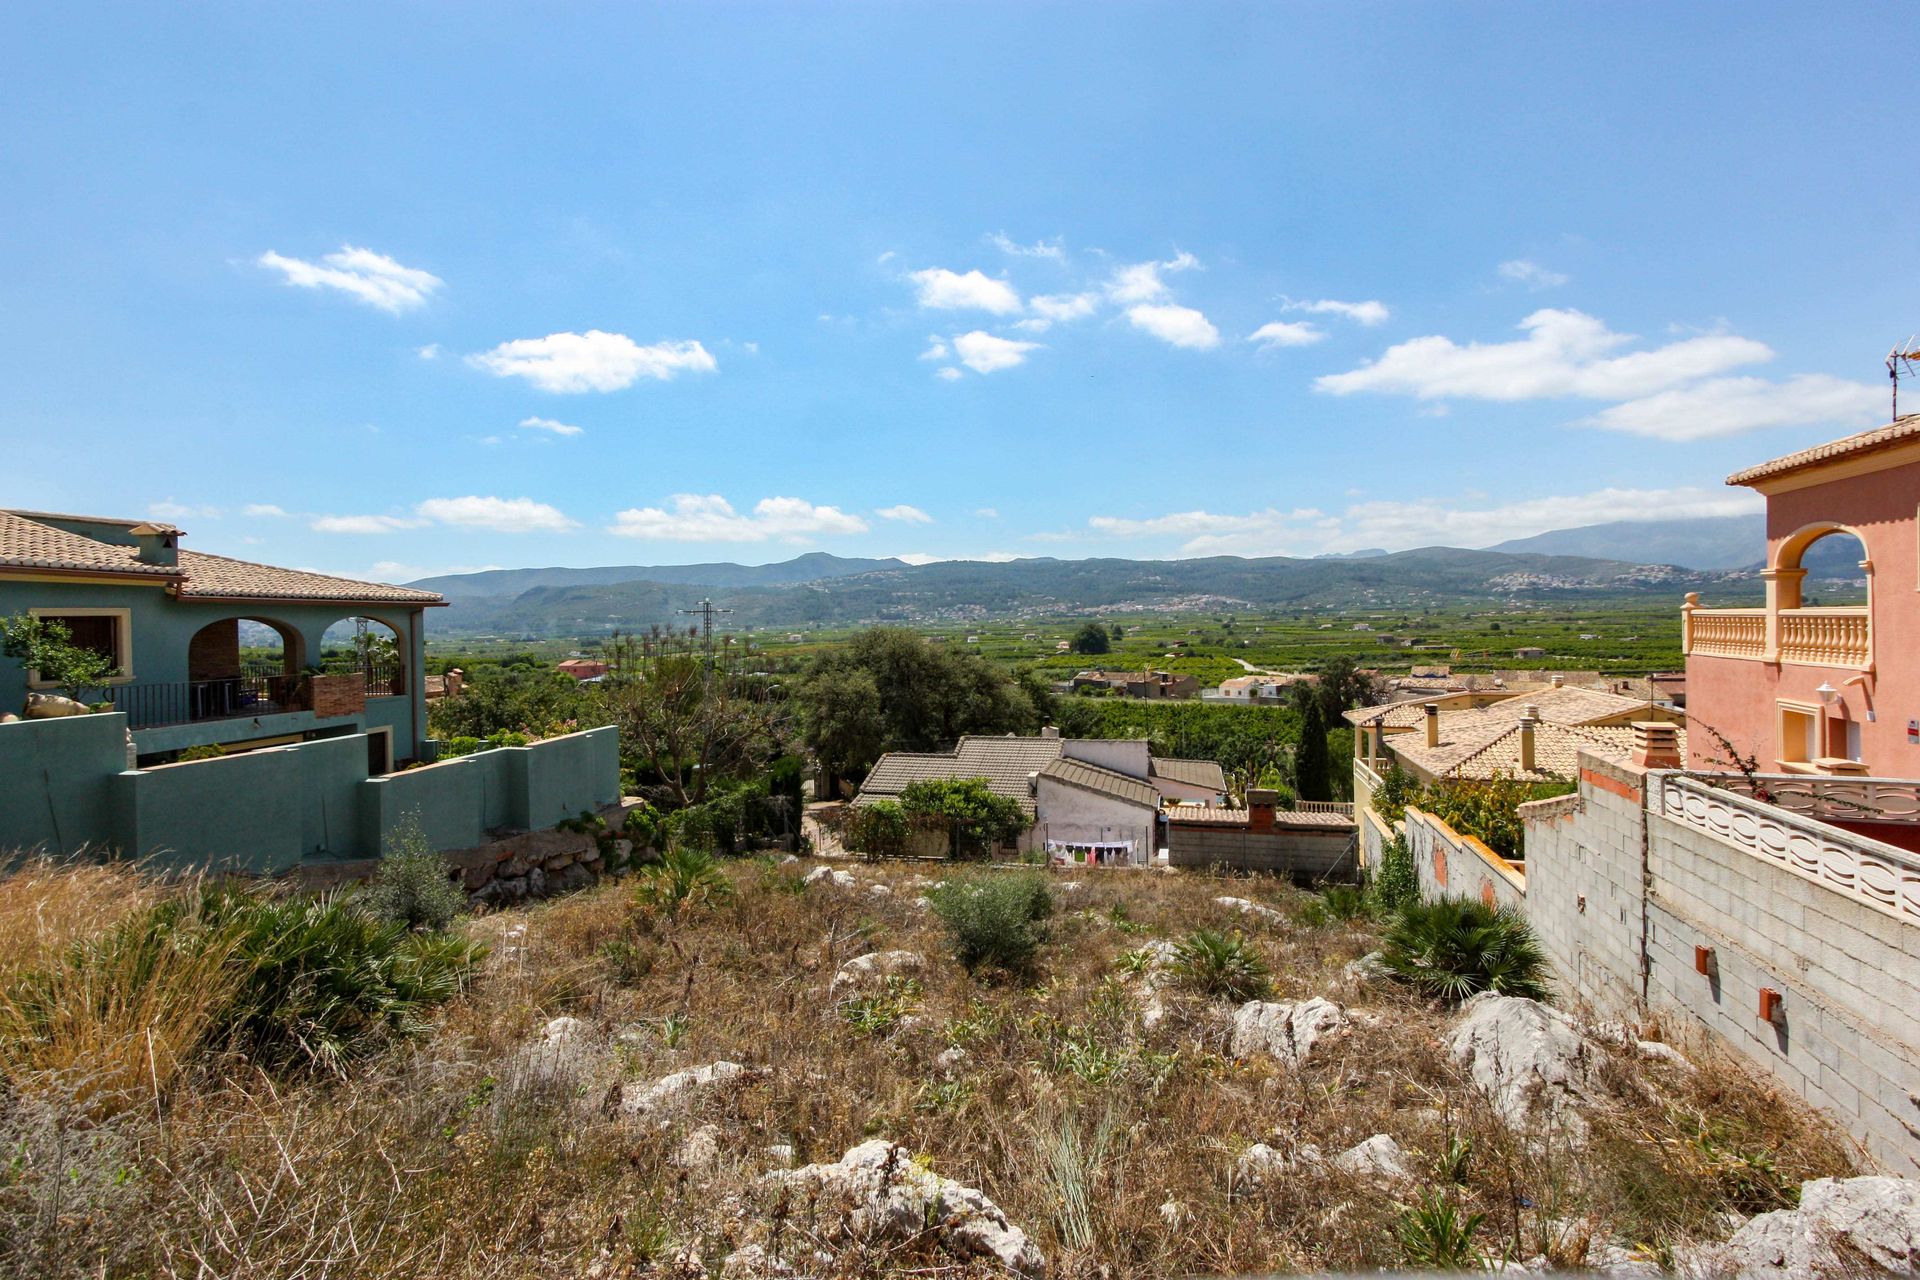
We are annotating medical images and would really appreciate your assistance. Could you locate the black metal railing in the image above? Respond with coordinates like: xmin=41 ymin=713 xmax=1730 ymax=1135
xmin=363 ymin=660 xmax=404 ymax=697
xmin=105 ymin=676 xmax=298 ymax=731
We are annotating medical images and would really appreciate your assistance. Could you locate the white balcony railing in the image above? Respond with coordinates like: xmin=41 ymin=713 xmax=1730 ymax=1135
xmin=1653 ymin=772 xmax=1920 ymax=925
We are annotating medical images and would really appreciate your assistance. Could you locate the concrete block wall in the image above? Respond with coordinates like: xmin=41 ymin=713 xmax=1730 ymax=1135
xmin=0 ymin=712 xmax=130 ymax=853
xmin=1513 ymin=747 xmax=1920 ymax=1173
xmin=1644 ymin=810 xmax=1920 ymax=1173
xmin=1404 ymin=806 xmax=1526 ymax=911
xmin=1165 ymin=823 xmax=1355 ymax=879
xmin=1520 ymin=755 xmax=1650 ymax=1012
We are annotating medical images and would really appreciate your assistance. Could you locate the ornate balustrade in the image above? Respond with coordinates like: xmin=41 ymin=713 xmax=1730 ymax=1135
xmin=1778 ymin=607 xmax=1871 ymax=668
xmin=1684 ymin=608 xmax=1766 ymax=659
xmin=1654 ymin=773 xmax=1920 ymax=925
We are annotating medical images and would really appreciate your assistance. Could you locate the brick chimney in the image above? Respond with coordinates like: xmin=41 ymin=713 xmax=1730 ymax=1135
xmin=1518 ymin=705 xmax=1540 ymax=773
xmin=1247 ymin=788 xmax=1277 ymax=832
xmin=1424 ymin=703 xmax=1440 ymax=748
xmin=1632 ymin=721 xmax=1683 ymax=770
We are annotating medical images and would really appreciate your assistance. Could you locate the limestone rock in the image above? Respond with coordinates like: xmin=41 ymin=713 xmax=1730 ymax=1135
xmin=1634 ymin=1039 xmax=1693 ymax=1070
xmin=720 ymin=1244 xmax=792 ymax=1278
xmin=772 ymin=1140 xmax=1044 ymax=1277
xmin=1215 ymin=895 xmax=1287 ymax=926
xmin=1237 ymin=1142 xmax=1323 ymax=1184
xmin=866 ymin=883 xmax=892 ymax=899
xmin=934 ymin=1046 xmax=968 ymax=1076
xmin=830 ymin=950 xmax=924 ymax=997
xmin=24 ymin=693 xmax=90 ymax=719
xmin=1445 ymin=993 xmax=1598 ymax=1142
xmin=803 ymin=866 xmax=857 ymax=891
xmin=513 ymin=1015 xmax=602 ymax=1091
xmin=1332 ymin=1134 xmax=1411 ymax=1183
xmin=1343 ymin=951 xmax=1392 ymax=983
xmin=671 ymin=1123 xmax=722 ymax=1173
xmin=1678 ymin=1176 xmax=1920 ymax=1277
xmin=1231 ymin=997 xmax=1349 ymax=1065
xmin=621 ymin=1061 xmax=755 ymax=1118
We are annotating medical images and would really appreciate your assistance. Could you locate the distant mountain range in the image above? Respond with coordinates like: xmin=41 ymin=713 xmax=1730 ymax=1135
xmin=1487 ymin=515 xmax=1863 ymax=576
xmin=409 ymin=545 xmax=1747 ymax=638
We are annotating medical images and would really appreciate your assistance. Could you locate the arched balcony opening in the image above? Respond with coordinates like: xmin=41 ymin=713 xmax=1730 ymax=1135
xmin=1685 ymin=522 xmax=1874 ymax=672
xmin=318 ymin=616 xmax=408 ymax=698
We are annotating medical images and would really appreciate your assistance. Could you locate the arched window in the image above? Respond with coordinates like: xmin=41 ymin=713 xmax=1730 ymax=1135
xmin=319 ymin=616 xmax=407 ymax=696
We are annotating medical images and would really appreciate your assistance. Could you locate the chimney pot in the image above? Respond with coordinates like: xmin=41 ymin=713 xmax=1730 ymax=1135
xmin=1040 ymin=725 xmax=1060 ymax=739
xmin=1247 ymin=788 xmax=1277 ymax=832
xmin=1631 ymin=720 xmax=1682 ymax=771
xmin=1424 ymin=703 xmax=1440 ymax=748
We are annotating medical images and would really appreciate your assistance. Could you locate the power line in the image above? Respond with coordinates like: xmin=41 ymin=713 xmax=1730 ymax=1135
xmin=676 ymin=597 xmax=734 ymax=658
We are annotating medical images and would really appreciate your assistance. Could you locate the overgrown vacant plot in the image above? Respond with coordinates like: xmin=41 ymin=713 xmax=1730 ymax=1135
xmin=0 ymin=857 xmax=1858 ymax=1278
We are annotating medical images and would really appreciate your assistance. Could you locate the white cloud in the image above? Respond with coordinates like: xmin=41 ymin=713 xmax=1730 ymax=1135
xmin=987 ymin=232 xmax=1065 ymax=260
xmin=975 ymin=507 xmax=1000 ymax=519
xmin=415 ymin=496 xmax=579 ymax=533
xmin=1578 ymin=374 xmax=1884 ymax=441
xmin=417 ymin=343 xmax=442 ymax=360
xmin=148 ymin=499 xmax=219 ymax=519
xmin=311 ymin=513 xmax=425 ymax=535
xmin=1498 ymin=258 xmax=1570 ymax=289
xmin=952 ymin=330 xmax=1042 ymax=373
xmin=609 ymin=494 xmax=869 ymax=543
xmin=1016 ymin=291 xmax=1100 ymax=332
xmin=876 ymin=505 xmax=933 ymax=523
xmin=1126 ymin=303 xmax=1220 ymax=350
xmin=1282 ymin=297 xmax=1389 ymax=326
xmin=1087 ymin=485 xmax=1763 ymax=557
xmin=935 ymin=367 xmax=964 ymax=382
xmin=1106 ymin=251 xmax=1199 ymax=304
xmin=919 ymin=337 xmax=950 ymax=361
xmin=908 ymin=267 xmax=1023 ymax=314
xmin=1315 ymin=309 xmax=1773 ymax=401
xmin=256 ymin=246 xmax=443 ymax=313
xmin=242 ymin=504 xmax=289 ymax=518
xmin=468 ymin=330 xmax=716 ymax=393
xmin=1248 ymin=320 xmax=1325 ymax=349
xmin=518 ymin=415 xmax=585 ymax=437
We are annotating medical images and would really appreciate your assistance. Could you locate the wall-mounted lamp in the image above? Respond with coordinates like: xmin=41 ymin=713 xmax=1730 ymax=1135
xmin=1814 ymin=682 xmax=1840 ymax=706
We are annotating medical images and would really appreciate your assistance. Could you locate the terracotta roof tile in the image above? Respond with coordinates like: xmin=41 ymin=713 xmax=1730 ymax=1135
xmin=1150 ymin=756 xmax=1228 ymax=791
xmin=0 ymin=509 xmax=442 ymax=604
xmin=1038 ymin=757 xmax=1161 ymax=809
xmin=1727 ymin=415 xmax=1920 ymax=486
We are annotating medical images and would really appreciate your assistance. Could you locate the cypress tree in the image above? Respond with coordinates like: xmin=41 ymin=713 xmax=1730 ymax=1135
xmin=1295 ymin=699 xmax=1332 ymax=802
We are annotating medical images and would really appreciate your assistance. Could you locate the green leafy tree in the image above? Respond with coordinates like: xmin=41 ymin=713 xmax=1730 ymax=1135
xmin=1 ymin=613 xmax=119 ymax=704
xmin=1070 ymin=622 xmax=1111 ymax=656
xmin=364 ymin=820 xmax=466 ymax=933
xmin=899 ymin=776 xmax=1028 ymax=858
xmin=1294 ymin=699 xmax=1332 ymax=802
xmin=843 ymin=799 xmax=911 ymax=859
xmin=797 ymin=628 xmax=1039 ymax=777
xmin=602 ymin=628 xmax=787 ymax=808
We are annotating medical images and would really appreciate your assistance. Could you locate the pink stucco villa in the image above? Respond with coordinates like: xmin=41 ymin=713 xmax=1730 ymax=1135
xmin=1684 ymin=414 xmax=1920 ymax=780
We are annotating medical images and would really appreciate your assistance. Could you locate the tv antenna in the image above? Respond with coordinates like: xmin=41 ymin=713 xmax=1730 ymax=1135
xmin=1891 ymin=337 xmax=1920 ymax=421
xmin=677 ymin=597 xmax=734 ymax=657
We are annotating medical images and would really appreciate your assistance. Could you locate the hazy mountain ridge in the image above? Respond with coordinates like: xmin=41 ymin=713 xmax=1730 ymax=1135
xmin=421 ymin=546 xmax=1742 ymax=637
xmin=408 ymin=552 xmax=905 ymax=598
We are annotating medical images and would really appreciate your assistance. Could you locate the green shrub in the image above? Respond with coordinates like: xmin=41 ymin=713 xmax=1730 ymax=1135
xmin=177 ymin=743 xmax=227 ymax=763
xmin=1366 ymin=833 xmax=1420 ymax=915
xmin=1301 ymin=883 xmax=1369 ymax=926
xmin=1396 ymin=1190 xmax=1486 ymax=1270
xmin=1378 ymin=897 xmax=1550 ymax=1003
xmin=634 ymin=848 xmax=734 ymax=919
xmin=204 ymin=890 xmax=485 ymax=1074
xmin=843 ymin=799 xmax=911 ymax=859
xmin=443 ymin=736 xmax=484 ymax=759
xmin=926 ymin=873 xmax=1053 ymax=976
xmin=364 ymin=823 xmax=466 ymax=933
xmin=1169 ymin=928 xmax=1271 ymax=1002
xmin=623 ymin=802 xmax=662 ymax=850
xmin=489 ymin=730 xmax=529 ymax=748
xmin=900 ymin=778 xmax=1027 ymax=859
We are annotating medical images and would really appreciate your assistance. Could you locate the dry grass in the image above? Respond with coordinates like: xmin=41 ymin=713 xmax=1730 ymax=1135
xmin=0 ymin=856 xmax=163 ymax=981
xmin=0 ymin=856 xmax=1861 ymax=1279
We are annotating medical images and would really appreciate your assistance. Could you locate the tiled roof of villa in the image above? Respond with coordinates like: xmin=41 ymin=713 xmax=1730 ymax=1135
xmin=0 ymin=509 xmax=443 ymax=605
xmin=1439 ymin=722 xmax=1666 ymax=781
xmin=855 ymin=736 xmax=1068 ymax=818
xmin=1150 ymin=756 xmax=1228 ymax=791
xmin=1166 ymin=805 xmax=1353 ymax=827
xmin=1727 ymin=415 xmax=1920 ymax=486
xmin=1347 ymin=684 xmax=1656 ymax=733
xmin=1038 ymin=757 xmax=1161 ymax=809
xmin=0 ymin=510 xmax=182 ymax=578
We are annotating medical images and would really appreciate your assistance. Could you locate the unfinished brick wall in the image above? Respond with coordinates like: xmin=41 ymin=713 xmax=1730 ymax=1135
xmin=186 ymin=619 xmax=240 ymax=681
xmin=308 ymin=673 xmax=366 ymax=719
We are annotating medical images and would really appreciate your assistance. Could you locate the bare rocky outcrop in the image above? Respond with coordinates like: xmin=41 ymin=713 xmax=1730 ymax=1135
xmin=618 ymin=1061 xmax=758 ymax=1120
xmin=769 ymin=1139 xmax=1045 ymax=1276
xmin=1235 ymin=1141 xmax=1323 ymax=1184
xmin=1230 ymin=997 xmax=1349 ymax=1065
xmin=829 ymin=949 xmax=924 ymax=996
xmin=803 ymin=866 xmax=859 ymax=891
xmin=1445 ymin=992 xmax=1599 ymax=1141
xmin=1331 ymin=1133 xmax=1412 ymax=1183
xmin=509 ymin=1015 xmax=605 ymax=1093
xmin=1132 ymin=939 xmax=1182 ymax=1031
xmin=1676 ymin=1175 xmax=1920 ymax=1277
xmin=1215 ymin=895 xmax=1287 ymax=927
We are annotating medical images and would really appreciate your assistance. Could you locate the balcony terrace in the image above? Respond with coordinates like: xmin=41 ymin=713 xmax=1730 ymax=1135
xmin=1682 ymin=596 xmax=1871 ymax=670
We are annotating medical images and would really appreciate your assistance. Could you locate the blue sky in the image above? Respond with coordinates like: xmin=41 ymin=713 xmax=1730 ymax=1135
xmin=2 ymin=4 xmax=1912 ymax=581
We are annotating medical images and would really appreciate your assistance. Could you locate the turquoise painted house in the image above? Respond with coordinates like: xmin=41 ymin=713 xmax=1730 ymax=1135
xmin=0 ymin=509 xmax=620 ymax=871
